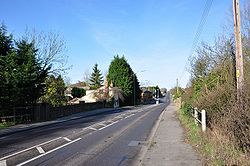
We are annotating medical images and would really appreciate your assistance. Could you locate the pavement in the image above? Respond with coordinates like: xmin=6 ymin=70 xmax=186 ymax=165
xmin=0 ymin=107 xmax=121 ymax=137
xmin=140 ymin=101 xmax=202 ymax=166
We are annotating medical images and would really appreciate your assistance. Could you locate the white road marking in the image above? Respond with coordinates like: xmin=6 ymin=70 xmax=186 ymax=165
xmin=124 ymin=114 xmax=135 ymax=119
xmin=0 ymin=137 xmax=62 ymax=160
xmin=0 ymin=160 xmax=7 ymax=166
xmin=98 ymin=120 xmax=119 ymax=130
xmin=112 ymin=120 xmax=119 ymax=124
xmin=17 ymin=138 xmax=82 ymax=166
xmin=63 ymin=137 xmax=72 ymax=142
xmin=88 ymin=127 xmax=97 ymax=131
xmin=98 ymin=123 xmax=107 ymax=127
xmin=36 ymin=147 xmax=45 ymax=154
xmin=82 ymin=127 xmax=88 ymax=130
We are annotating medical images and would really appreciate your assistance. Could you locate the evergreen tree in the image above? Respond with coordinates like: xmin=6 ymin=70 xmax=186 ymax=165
xmin=14 ymin=40 xmax=49 ymax=106
xmin=89 ymin=63 xmax=103 ymax=89
xmin=107 ymin=55 xmax=141 ymax=105
xmin=0 ymin=24 xmax=49 ymax=113
xmin=0 ymin=24 xmax=13 ymax=109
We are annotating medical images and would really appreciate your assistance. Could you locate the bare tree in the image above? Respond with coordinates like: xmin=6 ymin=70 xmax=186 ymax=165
xmin=83 ymin=69 xmax=90 ymax=85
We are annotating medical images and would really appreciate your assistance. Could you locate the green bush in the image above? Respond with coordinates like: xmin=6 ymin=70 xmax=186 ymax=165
xmin=71 ymin=87 xmax=86 ymax=98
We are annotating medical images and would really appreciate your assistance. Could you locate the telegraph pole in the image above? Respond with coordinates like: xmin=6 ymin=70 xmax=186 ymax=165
xmin=233 ymin=0 xmax=244 ymax=99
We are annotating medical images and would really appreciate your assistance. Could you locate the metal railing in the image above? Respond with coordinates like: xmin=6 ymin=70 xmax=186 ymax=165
xmin=192 ymin=107 xmax=206 ymax=132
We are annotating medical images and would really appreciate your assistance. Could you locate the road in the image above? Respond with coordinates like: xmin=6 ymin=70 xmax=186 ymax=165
xmin=0 ymin=96 xmax=169 ymax=166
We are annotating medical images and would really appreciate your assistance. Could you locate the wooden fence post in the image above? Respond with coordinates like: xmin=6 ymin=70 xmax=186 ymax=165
xmin=201 ymin=109 xmax=206 ymax=132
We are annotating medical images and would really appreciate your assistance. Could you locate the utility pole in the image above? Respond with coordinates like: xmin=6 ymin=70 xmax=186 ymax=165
xmin=233 ymin=0 xmax=244 ymax=99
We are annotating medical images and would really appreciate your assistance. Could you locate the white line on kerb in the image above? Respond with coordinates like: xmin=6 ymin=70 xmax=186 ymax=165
xmin=63 ymin=137 xmax=72 ymax=142
xmin=0 ymin=137 xmax=62 ymax=160
xmin=36 ymin=147 xmax=45 ymax=154
xmin=17 ymin=138 xmax=82 ymax=166
xmin=0 ymin=160 xmax=7 ymax=166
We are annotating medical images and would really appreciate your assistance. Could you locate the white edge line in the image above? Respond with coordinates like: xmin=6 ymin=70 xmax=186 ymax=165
xmin=0 ymin=137 xmax=62 ymax=160
xmin=17 ymin=138 xmax=82 ymax=166
xmin=112 ymin=120 xmax=119 ymax=124
xmin=36 ymin=147 xmax=45 ymax=154
xmin=0 ymin=160 xmax=7 ymax=166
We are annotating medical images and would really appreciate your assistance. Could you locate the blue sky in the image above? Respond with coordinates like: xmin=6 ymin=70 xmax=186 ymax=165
xmin=0 ymin=0 xmax=242 ymax=89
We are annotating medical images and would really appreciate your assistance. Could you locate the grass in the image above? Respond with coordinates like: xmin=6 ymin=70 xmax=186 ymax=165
xmin=178 ymin=108 xmax=225 ymax=165
xmin=0 ymin=122 xmax=15 ymax=130
xmin=178 ymin=107 xmax=250 ymax=166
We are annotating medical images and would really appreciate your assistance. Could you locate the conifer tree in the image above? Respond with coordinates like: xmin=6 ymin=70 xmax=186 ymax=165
xmin=89 ymin=64 xmax=104 ymax=89
xmin=107 ymin=55 xmax=141 ymax=105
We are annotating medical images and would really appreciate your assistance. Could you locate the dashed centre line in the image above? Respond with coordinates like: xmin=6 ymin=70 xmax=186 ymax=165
xmin=0 ymin=137 xmax=62 ymax=161
xmin=0 ymin=107 xmax=147 ymax=166
xmin=16 ymin=138 xmax=82 ymax=166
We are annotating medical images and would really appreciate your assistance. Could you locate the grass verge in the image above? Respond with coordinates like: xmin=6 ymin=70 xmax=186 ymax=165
xmin=0 ymin=122 xmax=15 ymax=130
xmin=178 ymin=107 xmax=249 ymax=166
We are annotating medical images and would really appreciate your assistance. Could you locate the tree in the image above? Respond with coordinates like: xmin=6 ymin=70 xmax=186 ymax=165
xmin=13 ymin=40 xmax=49 ymax=106
xmin=133 ymin=74 xmax=142 ymax=104
xmin=83 ymin=69 xmax=90 ymax=86
xmin=71 ymin=87 xmax=86 ymax=98
xmin=40 ymin=75 xmax=67 ymax=106
xmin=0 ymin=24 xmax=14 ymax=110
xmin=107 ymin=55 xmax=141 ymax=105
xmin=89 ymin=64 xmax=103 ymax=89
xmin=25 ymin=30 xmax=70 ymax=76
xmin=0 ymin=24 xmax=49 ymax=113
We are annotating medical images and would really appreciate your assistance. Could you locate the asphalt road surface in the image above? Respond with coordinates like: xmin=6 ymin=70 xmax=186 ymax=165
xmin=0 ymin=96 xmax=169 ymax=166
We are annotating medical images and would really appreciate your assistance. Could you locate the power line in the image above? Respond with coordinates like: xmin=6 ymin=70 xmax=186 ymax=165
xmin=179 ymin=0 xmax=214 ymax=84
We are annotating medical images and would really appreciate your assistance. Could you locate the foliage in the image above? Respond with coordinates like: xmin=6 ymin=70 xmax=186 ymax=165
xmin=170 ymin=86 xmax=184 ymax=100
xmin=0 ymin=25 xmax=49 ymax=112
xmin=71 ymin=87 xmax=86 ymax=98
xmin=178 ymin=107 xmax=249 ymax=165
xmin=107 ymin=55 xmax=141 ymax=105
xmin=89 ymin=63 xmax=103 ymax=89
xmin=40 ymin=75 xmax=67 ymax=106
xmin=177 ymin=2 xmax=250 ymax=163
